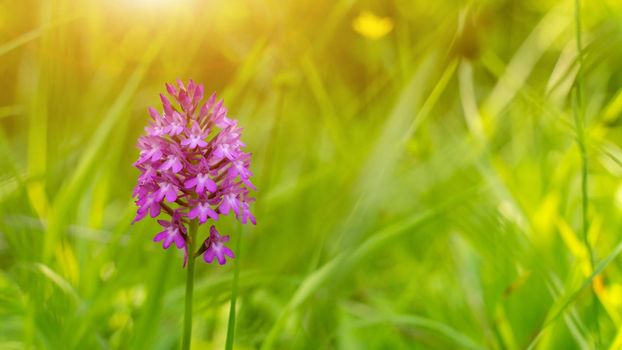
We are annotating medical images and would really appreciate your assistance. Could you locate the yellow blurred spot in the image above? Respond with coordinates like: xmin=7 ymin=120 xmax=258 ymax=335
xmin=593 ymin=274 xmax=604 ymax=295
xmin=352 ymin=11 xmax=394 ymax=40
xmin=603 ymin=283 xmax=622 ymax=309
xmin=600 ymin=283 xmax=622 ymax=342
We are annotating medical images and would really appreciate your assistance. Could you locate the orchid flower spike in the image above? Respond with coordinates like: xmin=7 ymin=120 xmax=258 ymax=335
xmin=133 ymin=80 xmax=256 ymax=266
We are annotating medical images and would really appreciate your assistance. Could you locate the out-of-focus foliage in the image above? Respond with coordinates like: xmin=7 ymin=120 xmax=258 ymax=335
xmin=1 ymin=0 xmax=622 ymax=348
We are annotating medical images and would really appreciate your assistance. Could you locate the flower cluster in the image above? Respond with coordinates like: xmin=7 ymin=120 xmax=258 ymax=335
xmin=133 ymin=79 xmax=255 ymax=266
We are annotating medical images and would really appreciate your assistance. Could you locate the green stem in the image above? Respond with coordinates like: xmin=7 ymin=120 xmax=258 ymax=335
xmin=225 ymin=225 xmax=242 ymax=350
xmin=573 ymin=0 xmax=600 ymax=346
xmin=182 ymin=219 xmax=198 ymax=350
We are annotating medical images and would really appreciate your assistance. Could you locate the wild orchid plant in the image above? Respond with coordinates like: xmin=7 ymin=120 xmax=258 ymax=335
xmin=132 ymin=80 xmax=255 ymax=349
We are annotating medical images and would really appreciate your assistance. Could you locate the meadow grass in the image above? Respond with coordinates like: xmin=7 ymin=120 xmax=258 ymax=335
xmin=2 ymin=0 xmax=622 ymax=349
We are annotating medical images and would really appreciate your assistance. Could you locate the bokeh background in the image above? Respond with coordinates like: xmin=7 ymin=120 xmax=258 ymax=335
xmin=2 ymin=0 xmax=622 ymax=349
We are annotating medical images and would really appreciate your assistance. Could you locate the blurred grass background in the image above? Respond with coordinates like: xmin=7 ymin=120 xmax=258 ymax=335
xmin=2 ymin=0 xmax=622 ymax=348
